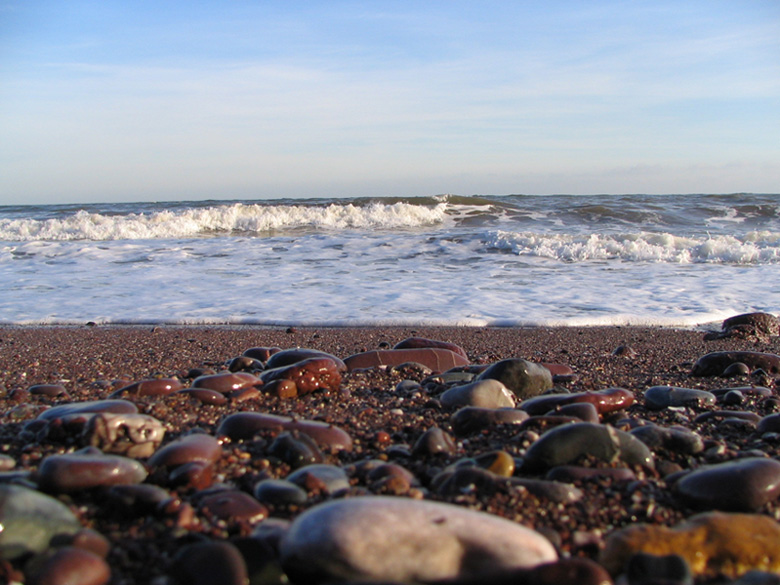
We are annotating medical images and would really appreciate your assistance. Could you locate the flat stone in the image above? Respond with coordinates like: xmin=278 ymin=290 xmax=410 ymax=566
xmin=0 ymin=484 xmax=82 ymax=560
xmin=691 ymin=352 xmax=780 ymax=377
xmin=37 ymin=452 xmax=148 ymax=493
xmin=147 ymin=433 xmax=222 ymax=469
xmin=440 ymin=379 xmax=516 ymax=409
xmin=108 ymin=378 xmax=183 ymax=398
xmin=344 ymin=348 xmax=469 ymax=373
xmin=216 ymin=412 xmax=352 ymax=452
xmin=600 ymin=511 xmax=780 ymax=579
xmin=644 ymin=386 xmax=716 ymax=410
xmin=37 ymin=399 xmax=138 ymax=421
xmin=520 ymin=387 xmax=634 ymax=416
xmin=630 ymin=425 xmax=704 ymax=454
xmin=280 ymin=496 xmax=557 ymax=583
xmin=674 ymin=457 xmax=780 ymax=511
xmin=476 ymin=358 xmax=553 ymax=399
xmin=522 ymin=422 xmax=654 ymax=472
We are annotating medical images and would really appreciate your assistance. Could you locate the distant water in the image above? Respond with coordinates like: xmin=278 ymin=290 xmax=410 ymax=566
xmin=1 ymin=193 xmax=778 ymax=328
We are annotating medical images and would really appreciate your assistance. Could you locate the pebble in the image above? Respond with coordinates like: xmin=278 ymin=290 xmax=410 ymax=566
xmin=473 ymin=450 xmax=515 ymax=476
xmin=286 ymin=463 xmax=350 ymax=495
xmin=520 ymin=387 xmax=634 ymax=416
xmin=279 ymin=496 xmax=558 ymax=583
xmin=174 ymin=387 xmax=228 ymax=405
xmin=26 ymin=546 xmax=111 ymax=585
xmin=0 ymin=484 xmax=81 ymax=560
xmin=196 ymin=489 xmax=268 ymax=526
xmin=412 ymin=426 xmax=457 ymax=457
xmin=83 ymin=412 xmax=166 ymax=458
xmin=216 ymin=412 xmax=353 ymax=452
xmin=253 ymin=478 xmax=308 ymax=506
xmin=265 ymin=348 xmax=347 ymax=371
xmin=191 ymin=371 xmax=261 ymax=393
xmin=28 ymin=383 xmax=69 ymax=398
xmin=242 ymin=346 xmax=282 ymax=362
xmin=629 ymin=425 xmax=704 ymax=454
xmin=674 ymin=457 xmax=780 ymax=511
xmin=108 ymin=377 xmax=183 ymax=398
xmin=450 ymin=406 xmax=529 ymax=435
xmin=643 ymin=386 xmax=716 ymax=410
xmin=393 ymin=336 xmax=469 ymax=359
xmin=169 ymin=541 xmax=249 ymax=585
xmin=476 ymin=358 xmax=553 ymax=399
xmin=269 ymin=431 xmax=325 ymax=468
xmin=600 ymin=511 xmax=780 ymax=578
xmin=691 ymin=351 xmax=780 ymax=377
xmin=343 ymin=348 xmax=469 ymax=373
xmin=522 ymin=422 xmax=654 ymax=472
xmin=260 ymin=357 xmax=343 ymax=395
xmin=757 ymin=413 xmax=780 ymax=434
xmin=440 ymin=379 xmax=516 ymax=409
xmin=37 ymin=451 xmax=148 ymax=493
xmin=37 ymin=399 xmax=138 ymax=421
xmin=626 ymin=552 xmax=692 ymax=585
xmin=147 ymin=433 xmax=222 ymax=469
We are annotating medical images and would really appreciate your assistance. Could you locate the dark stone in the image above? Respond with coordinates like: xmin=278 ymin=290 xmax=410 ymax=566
xmin=450 ymin=407 xmax=529 ymax=436
xmin=26 ymin=546 xmax=111 ymax=585
xmin=520 ymin=387 xmax=634 ymax=416
xmin=691 ymin=352 xmax=780 ymax=377
xmin=169 ymin=541 xmax=249 ymax=585
xmin=627 ymin=552 xmax=693 ymax=585
xmin=476 ymin=358 xmax=553 ymax=399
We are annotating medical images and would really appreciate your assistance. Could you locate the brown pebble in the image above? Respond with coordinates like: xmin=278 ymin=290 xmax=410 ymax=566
xmin=37 ymin=452 xmax=148 ymax=493
xmin=147 ymin=433 xmax=222 ymax=469
xmin=174 ymin=388 xmax=228 ymax=405
xmin=108 ymin=377 xmax=183 ymax=398
xmin=26 ymin=546 xmax=110 ymax=585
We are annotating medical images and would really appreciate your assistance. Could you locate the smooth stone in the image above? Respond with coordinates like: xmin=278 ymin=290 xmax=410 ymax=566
xmin=147 ymin=433 xmax=222 ymax=469
xmin=169 ymin=541 xmax=249 ymax=585
xmin=216 ymin=412 xmax=353 ymax=452
xmin=265 ymin=348 xmax=346 ymax=371
xmin=37 ymin=452 xmax=148 ymax=493
xmin=104 ymin=484 xmax=172 ymax=514
xmin=600 ymin=511 xmax=780 ymax=578
xmin=286 ymin=464 xmax=350 ymax=495
xmin=393 ymin=337 xmax=468 ymax=359
xmin=691 ymin=351 xmax=780 ymax=377
xmin=757 ymin=413 xmax=780 ymax=433
xmin=674 ymin=457 xmax=780 ymax=511
xmin=644 ymin=386 xmax=716 ymax=410
xmin=108 ymin=377 xmax=183 ymax=398
xmin=280 ymin=496 xmax=557 ymax=583
xmin=269 ymin=431 xmax=325 ymax=468
xmin=711 ymin=386 xmax=773 ymax=397
xmin=174 ymin=388 xmax=228 ymax=405
xmin=262 ymin=379 xmax=299 ymax=399
xmin=168 ymin=461 xmax=214 ymax=490
xmin=522 ymin=423 xmax=654 ymax=472
xmin=191 ymin=372 xmax=261 ymax=393
xmin=344 ymin=348 xmax=469 ymax=373
xmin=227 ymin=355 xmax=263 ymax=372
xmin=37 ymin=399 xmax=138 ymax=421
xmin=197 ymin=490 xmax=268 ymax=526
xmin=412 ymin=427 xmax=457 ymax=457
xmin=695 ymin=410 xmax=762 ymax=425
xmin=450 ymin=407 xmax=529 ymax=436
xmin=83 ymin=412 xmax=166 ymax=458
xmin=520 ymin=388 xmax=634 ymax=416
xmin=476 ymin=358 xmax=553 ymax=399
xmin=440 ymin=379 xmax=516 ymax=409
xmin=629 ymin=425 xmax=704 ymax=454
xmin=28 ymin=383 xmax=69 ymax=398
xmin=261 ymin=357 xmax=342 ymax=394
xmin=54 ymin=527 xmax=111 ymax=559
xmin=553 ymin=402 xmax=600 ymax=423
xmin=26 ymin=546 xmax=110 ymax=585
xmin=626 ymin=552 xmax=692 ymax=585
xmin=473 ymin=450 xmax=515 ymax=477
xmin=242 ymin=346 xmax=282 ymax=362
xmin=253 ymin=479 xmax=308 ymax=506
xmin=0 ymin=484 xmax=81 ymax=560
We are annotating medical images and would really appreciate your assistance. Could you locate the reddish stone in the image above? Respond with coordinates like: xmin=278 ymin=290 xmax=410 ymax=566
xmin=174 ymin=388 xmax=228 ymax=406
xmin=197 ymin=490 xmax=268 ymax=525
xmin=37 ymin=453 xmax=147 ymax=493
xmin=540 ymin=363 xmax=574 ymax=376
xmin=266 ymin=348 xmax=347 ymax=371
xmin=393 ymin=337 xmax=468 ymax=359
xmin=242 ymin=346 xmax=282 ymax=361
xmin=344 ymin=348 xmax=470 ymax=373
xmin=27 ymin=546 xmax=110 ymax=585
xmin=228 ymin=386 xmax=263 ymax=402
xmin=109 ymin=378 xmax=183 ymax=398
xmin=520 ymin=387 xmax=634 ymax=416
xmin=262 ymin=379 xmax=298 ymax=399
xmin=260 ymin=357 xmax=342 ymax=395
xmin=169 ymin=541 xmax=248 ymax=585
xmin=217 ymin=412 xmax=352 ymax=452
xmin=191 ymin=372 xmax=261 ymax=393
xmin=147 ymin=433 xmax=223 ymax=469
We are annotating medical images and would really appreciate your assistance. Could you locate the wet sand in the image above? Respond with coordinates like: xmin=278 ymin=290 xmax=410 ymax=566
xmin=1 ymin=324 xmax=779 ymax=584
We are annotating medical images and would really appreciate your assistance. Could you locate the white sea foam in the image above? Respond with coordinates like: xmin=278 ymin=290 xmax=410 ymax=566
xmin=0 ymin=201 xmax=449 ymax=241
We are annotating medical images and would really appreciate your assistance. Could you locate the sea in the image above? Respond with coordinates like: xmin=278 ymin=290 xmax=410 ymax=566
xmin=0 ymin=193 xmax=778 ymax=329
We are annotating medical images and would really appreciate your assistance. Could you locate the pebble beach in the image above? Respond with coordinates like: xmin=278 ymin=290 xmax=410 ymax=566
xmin=2 ymin=319 xmax=780 ymax=584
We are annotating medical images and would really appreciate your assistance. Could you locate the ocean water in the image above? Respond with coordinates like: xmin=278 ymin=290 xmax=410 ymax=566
xmin=0 ymin=193 xmax=778 ymax=328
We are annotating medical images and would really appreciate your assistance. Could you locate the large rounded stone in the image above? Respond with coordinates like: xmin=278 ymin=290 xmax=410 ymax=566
xmin=476 ymin=359 xmax=553 ymax=399
xmin=440 ymin=379 xmax=516 ymax=409
xmin=691 ymin=352 xmax=780 ymax=377
xmin=600 ymin=511 xmax=780 ymax=578
xmin=37 ymin=452 xmax=148 ymax=493
xmin=216 ymin=412 xmax=352 ymax=452
xmin=674 ymin=457 xmax=780 ymax=511
xmin=644 ymin=386 xmax=716 ymax=410
xmin=280 ymin=496 xmax=557 ymax=583
xmin=0 ymin=485 xmax=81 ymax=560
xmin=522 ymin=422 xmax=654 ymax=472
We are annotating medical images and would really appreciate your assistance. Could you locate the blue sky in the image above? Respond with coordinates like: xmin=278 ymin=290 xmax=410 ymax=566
xmin=1 ymin=1 xmax=778 ymax=205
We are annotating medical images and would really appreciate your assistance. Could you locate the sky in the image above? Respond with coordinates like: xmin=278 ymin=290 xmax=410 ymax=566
xmin=1 ymin=1 xmax=779 ymax=205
